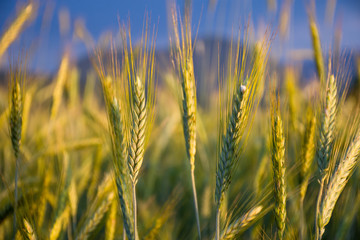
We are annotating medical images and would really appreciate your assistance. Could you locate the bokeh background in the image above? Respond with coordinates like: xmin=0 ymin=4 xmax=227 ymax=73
xmin=1 ymin=0 xmax=359 ymax=73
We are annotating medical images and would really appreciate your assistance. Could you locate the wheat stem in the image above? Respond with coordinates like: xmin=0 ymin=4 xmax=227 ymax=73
xmin=132 ymin=183 xmax=138 ymax=240
xmin=215 ymin=208 xmax=220 ymax=240
xmin=191 ymin=168 xmax=201 ymax=239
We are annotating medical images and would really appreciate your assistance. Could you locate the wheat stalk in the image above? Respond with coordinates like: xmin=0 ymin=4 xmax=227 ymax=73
xmin=215 ymin=83 xmax=246 ymax=240
xmin=127 ymin=76 xmax=148 ymax=239
xmin=9 ymin=65 xmax=24 ymax=233
xmin=171 ymin=8 xmax=201 ymax=238
xmin=214 ymin=37 xmax=269 ymax=240
xmin=118 ymin=21 xmax=157 ymax=239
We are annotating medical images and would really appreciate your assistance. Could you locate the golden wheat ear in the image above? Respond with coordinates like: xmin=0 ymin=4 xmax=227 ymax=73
xmin=0 ymin=2 xmax=34 ymax=59
xmin=171 ymin=7 xmax=201 ymax=239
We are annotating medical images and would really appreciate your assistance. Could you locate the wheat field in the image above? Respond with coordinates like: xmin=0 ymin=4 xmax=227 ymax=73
xmin=1 ymin=1 xmax=360 ymax=240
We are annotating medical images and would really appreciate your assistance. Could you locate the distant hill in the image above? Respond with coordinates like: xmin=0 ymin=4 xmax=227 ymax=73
xmin=1 ymin=36 xmax=358 ymax=104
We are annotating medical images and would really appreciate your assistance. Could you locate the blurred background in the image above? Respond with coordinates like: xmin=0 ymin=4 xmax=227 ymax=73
xmin=0 ymin=0 xmax=359 ymax=75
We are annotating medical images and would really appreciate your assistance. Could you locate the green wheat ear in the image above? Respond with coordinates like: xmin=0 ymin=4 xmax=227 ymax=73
xmin=215 ymin=83 xmax=247 ymax=207
xmin=315 ymin=73 xmax=337 ymax=240
xmin=10 ymin=80 xmax=23 ymax=159
xmin=9 ymin=64 xmax=25 ymax=233
xmin=270 ymin=92 xmax=286 ymax=240
xmin=316 ymin=74 xmax=337 ymax=175
xmin=95 ymin=50 xmax=134 ymax=239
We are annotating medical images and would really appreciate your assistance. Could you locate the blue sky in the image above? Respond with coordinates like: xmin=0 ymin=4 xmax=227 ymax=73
xmin=0 ymin=0 xmax=359 ymax=73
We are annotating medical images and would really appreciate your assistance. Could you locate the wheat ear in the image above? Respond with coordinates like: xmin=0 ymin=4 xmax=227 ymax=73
xmin=23 ymin=219 xmax=36 ymax=240
xmin=76 ymin=192 xmax=115 ymax=240
xmin=220 ymin=206 xmax=263 ymax=240
xmin=316 ymin=134 xmax=360 ymax=239
xmin=94 ymin=59 xmax=134 ymax=239
xmin=127 ymin=76 xmax=147 ymax=239
xmin=270 ymin=96 xmax=286 ymax=240
xmin=214 ymin=83 xmax=247 ymax=240
xmin=316 ymin=75 xmax=337 ymax=174
xmin=0 ymin=3 xmax=33 ymax=59
xmin=171 ymin=8 xmax=201 ymax=238
xmin=51 ymin=53 xmax=69 ymax=120
xmin=100 ymin=77 xmax=134 ymax=240
xmin=315 ymin=74 xmax=337 ymax=239
xmin=128 ymin=77 xmax=147 ymax=184
xmin=9 ymin=66 xmax=24 ymax=233
xmin=215 ymin=84 xmax=247 ymax=207
xmin=309 ymin=14 xmax=325 ymax=84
